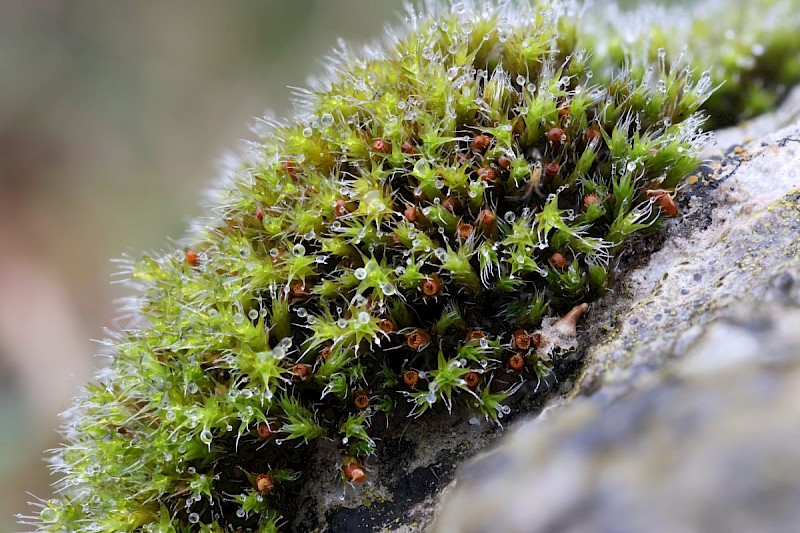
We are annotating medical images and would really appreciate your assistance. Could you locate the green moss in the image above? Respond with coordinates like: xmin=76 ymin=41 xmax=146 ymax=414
xmin=28 ymin=1 xmax=800 ymax=532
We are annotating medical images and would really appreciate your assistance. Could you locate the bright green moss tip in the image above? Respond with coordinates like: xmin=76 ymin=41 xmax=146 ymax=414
xmin=27 ymin=0 xmax=800 ymax=532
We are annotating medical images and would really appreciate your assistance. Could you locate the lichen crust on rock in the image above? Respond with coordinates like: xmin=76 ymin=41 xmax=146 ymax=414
xmin=25 ymin=0 xmax=800 ymax=532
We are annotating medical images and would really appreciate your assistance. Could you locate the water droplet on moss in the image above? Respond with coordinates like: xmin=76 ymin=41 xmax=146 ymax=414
xmin=40 ymin=507 xmax=58 ymax=523
xmin=188 ymin=513 xmax=200 ymax=524
xmin=381 ymin=283 xmax=396 ymax=296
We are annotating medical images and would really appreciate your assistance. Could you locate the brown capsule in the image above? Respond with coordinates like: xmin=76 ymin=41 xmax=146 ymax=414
xmin=256 ymin=473 xmax=274 ymax=494
xmin=497 ymin=155 xmax=512 ymax=170
xmin=583 ymin=193 xmax=600 ymax=210
xmin=372 ymin=139 xmax=391 ymax=154
xmin=477 ymin=166 xmax=498 ymax=182
xmin=421 ymin=274 xmax=442 ymax=297
xmin=472 ymin=134 xmax=491 ymax=152
xmin=354 ymin=391 xmax=370 ymax=410
xmin=458 ymin=222 xmax=474 ymax=240
xmin=547 ymin=127 xmax=566 ymax=144
xmin=407 ymin=329 xmax=431 ymax=350
xmin=255 ymin=205 xmax=264 ymax=221
xmin=257 ymin=422 xmax=273 ymax=440
xmin=549 ymin=252 xmax=567 ymax=270
xmin=647 ymin=189 xmax=679 ymax=217
xmin=333 ymin=199 xmax=350 ymax=217
xmin=531 ymin=332 xmax=543 ymax=349
xmin=290 ymin=280 xmax=307 ymax=299
xmin=544 ymin=161 xmax=560 ymax=179
xmin=378 ymin=319 xmax=396 ymax=334
xmin=401 ymin=141 xmax=415 ymax=154
xmin=558 ymin=103 xmax=570 ymax=117
xmin=319 ymin=342 xmax=334 ymax=361
xmin=509 ymin=353 xmax=526 ymax=372
xmin=442 ymin=197 xmax=461 ymax=213
xmin=343 ymin=459 xmax=366 ymax=484
xmin=281 ymin=161 xmax=298 ymax=178
xmin=404 ymin=205 xmax=421 ymax=223
xmin=291 ymin=363 xmax=311 ymax=381
xmin=464 ymin=371 xmax=481 ymax=388
xmin=512 ymin=116 xmax=526 ymax=138
xmin=478 ymin=209 xmax=496 ymax=230
xmin=185 ymin=249 xmax=199 ymax=267
xmin=466 ymin=330 xmax=485 ymax=342
xmin=554 ymin=302 xmax=589 ymax=337
xmin=513 ymin=330 xmax=532 ymax=351
xmin=584 ymin=127 xmax=602 ymax=144
xmin=403 ymin=369 xmax=420 ymax=387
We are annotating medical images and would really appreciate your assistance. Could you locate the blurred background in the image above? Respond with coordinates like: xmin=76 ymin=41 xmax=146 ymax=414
xmin=0 ymin=1 xmax=401 ymax=530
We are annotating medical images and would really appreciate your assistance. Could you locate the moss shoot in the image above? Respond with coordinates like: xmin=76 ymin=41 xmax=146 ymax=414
xmin=27 ymin=1 xmax=800 ymax=532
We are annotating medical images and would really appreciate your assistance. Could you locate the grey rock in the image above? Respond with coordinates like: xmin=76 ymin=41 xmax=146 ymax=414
xmin=435 ymin=307 xmax=800 ymax=533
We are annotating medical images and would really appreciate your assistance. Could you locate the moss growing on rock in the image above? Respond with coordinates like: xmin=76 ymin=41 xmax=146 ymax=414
xmin=27 ymin=1 xmax=800 ymax=531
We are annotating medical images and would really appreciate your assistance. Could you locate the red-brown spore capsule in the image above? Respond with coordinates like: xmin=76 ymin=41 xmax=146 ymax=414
xmin=547 ymin=127 xmax=565 ymax=144
xmin=372 ymin=139 xmax=391 ymax=154
xmin=464 ymin=371 xmax=480 ymax=388
xmin=509 ymin=354 xmax=526 ymax=372
xmin=545 ymin=161 xmax=560 ymax=179
xmin=472 ymin=134 xmax=491 ymax=152
xmin=549 ymin=252 xmax=567 ymax=270
xmin=185 ymin=249 xmax=199 ymax=267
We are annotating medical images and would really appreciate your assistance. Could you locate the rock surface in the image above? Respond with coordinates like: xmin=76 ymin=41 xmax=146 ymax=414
xmin=435 ymin=306 xmax=800 ymax=533
xmin=301 ymin=95 xmax=800 ymax=531
xmin=433 ymin=113 xmax=800 ymax=529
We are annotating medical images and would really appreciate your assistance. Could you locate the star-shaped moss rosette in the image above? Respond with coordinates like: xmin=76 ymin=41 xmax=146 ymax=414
xmin=27 ymin=1 xmax=800 ymax=532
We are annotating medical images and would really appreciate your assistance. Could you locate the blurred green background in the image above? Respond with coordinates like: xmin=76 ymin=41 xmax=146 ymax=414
xmin=0 ymin=2 xmax=401 ymax=530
